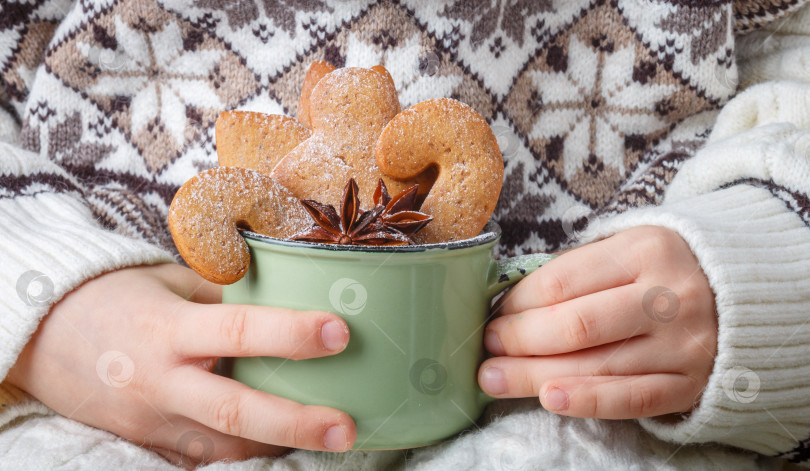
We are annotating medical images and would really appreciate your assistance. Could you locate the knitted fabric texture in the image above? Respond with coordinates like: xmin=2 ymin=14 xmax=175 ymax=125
xmin=1 ymin=0 xmax=810 ymax=469
xmin=0 ymin=0 xmax=801 ymax=257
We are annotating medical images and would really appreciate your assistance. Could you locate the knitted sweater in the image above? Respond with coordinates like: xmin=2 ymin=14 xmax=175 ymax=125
xmin=1 ymin=0 xmax=810 ymax=469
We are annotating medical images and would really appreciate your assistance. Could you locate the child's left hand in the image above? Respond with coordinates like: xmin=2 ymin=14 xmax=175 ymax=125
xmin=479 ymin=226 xmax=718 ymax=419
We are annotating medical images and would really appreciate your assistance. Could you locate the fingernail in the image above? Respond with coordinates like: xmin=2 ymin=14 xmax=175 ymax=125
xmin=544 ymin=387 xmax=569 ymax=411
xmin=481 ymin=367 xmax=507 ymax=395
xmin=324 ymin=425 xmax=348 ymax=451
xmin=485 ymin=330 xmax=504 ymax=355
xmin=321 ymin=320 xmax=348 ymax=351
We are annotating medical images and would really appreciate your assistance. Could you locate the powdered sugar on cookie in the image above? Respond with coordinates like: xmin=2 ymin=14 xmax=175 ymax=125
xmin=169 ymin=167 xmax=308 ymax=284
xmin=375 ymin=97 xmax=503 ymax=243
xmin=169 ymin=64 xmax=505 ymax=284
xmin=271 ymin=67 xmax=418 ymax=207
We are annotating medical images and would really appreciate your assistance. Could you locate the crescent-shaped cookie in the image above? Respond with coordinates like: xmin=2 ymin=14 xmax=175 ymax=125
xmin=375 ymin=98 xmax=503 ymax=244
xmin=169 ymin=167 xmax=308 ymax=284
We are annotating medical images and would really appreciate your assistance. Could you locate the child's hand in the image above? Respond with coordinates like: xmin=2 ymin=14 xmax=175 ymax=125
xmin=479 ymin=226 xmax=717 ymax=419
xmin=7 ymin=264 xmax=355 ymax=468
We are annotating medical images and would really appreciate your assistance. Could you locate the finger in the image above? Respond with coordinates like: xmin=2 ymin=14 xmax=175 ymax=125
xmin=479 ymin=335 xmax=668 ymax=398
xmin=172 ymin=277 xmax=221 ymax=305
xmin=497 ymin=234 xmax=640 ymax=315
xmin=161 ymin=367 xmax=356 ymax=451
xmin=186 ymin=279 xmax=222 ymax=305
xmin=157 ymin=264 xmax=222 ymax=304
xmin=539 ymin=374 xmax=699 ymax=419
xmin=486 ymin=284 xmax=648 ymax=356
xmin=170 ymin=303 xmax=349 ymax=359
xmin=146 ymin=419 xmax=286 ymax=466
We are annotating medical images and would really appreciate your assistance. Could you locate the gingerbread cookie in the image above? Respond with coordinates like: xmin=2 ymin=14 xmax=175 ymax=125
xmin=296 ymin=60 xmax=335 ymax=130
xmin=271 ymin=66 xmax=417 ymax=207
xmin=168 ymin=166 xmax=308 ymax=284
xmin=215 ymin=111 xmax=311 ymax=175
xmin=370 ymin=65 xmax=396 ymax=91
xmin=375 ymin=98 xmax=503 ymax=244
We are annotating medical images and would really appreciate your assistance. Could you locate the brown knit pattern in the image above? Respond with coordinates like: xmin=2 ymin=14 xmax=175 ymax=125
xmin=2 ymin=1 xmax=810 ymax=463
xmin=734 ymin=0 xmax=808 ymax=33
xmin=0 ymin=0 xmax=807 ymax=260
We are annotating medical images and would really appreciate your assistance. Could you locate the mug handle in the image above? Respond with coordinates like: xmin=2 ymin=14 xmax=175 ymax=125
xmin=477 ymin=252 xmax=557 ymax=406
xmin=486 ymin=252 xmax=557 ymax=299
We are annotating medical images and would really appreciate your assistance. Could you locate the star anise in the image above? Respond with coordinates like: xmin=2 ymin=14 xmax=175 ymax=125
xmin=292 ymin=178 xmax=432 ymax=246
xmin=372 ymin=179 xmax=432 ymax=237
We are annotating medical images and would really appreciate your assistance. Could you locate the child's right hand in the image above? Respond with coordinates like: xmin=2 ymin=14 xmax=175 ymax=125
xmin=6 ymin=264 xmax=356 ymax=468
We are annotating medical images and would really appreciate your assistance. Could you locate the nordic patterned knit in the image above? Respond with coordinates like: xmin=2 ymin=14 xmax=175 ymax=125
xmin=1 ymin=0 xmax=810 ymax=469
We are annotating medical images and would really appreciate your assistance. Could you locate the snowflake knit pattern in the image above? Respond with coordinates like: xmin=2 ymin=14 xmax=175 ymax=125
xmin=1 ymin=0 xmax=803 ymax=258
xmin=2 ymin=0 xmax=810 ymax=468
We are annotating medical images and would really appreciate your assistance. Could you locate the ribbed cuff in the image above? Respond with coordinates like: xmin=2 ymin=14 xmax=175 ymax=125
xmin=0 ymin=192 xmax=174 ymax=381
xmin=581 ymin=184 xmax=810 ymax=457
xmin=0 ymin=382 xmax=51 ymax=429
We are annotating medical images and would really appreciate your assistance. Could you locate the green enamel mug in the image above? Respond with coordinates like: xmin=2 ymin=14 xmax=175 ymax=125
xmin=224 ymin=222 xmax=554 ymax=450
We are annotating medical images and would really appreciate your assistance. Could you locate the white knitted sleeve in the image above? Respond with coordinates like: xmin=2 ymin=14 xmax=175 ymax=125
xmin=580 ymin=89 xmax=810 ymax=461
xmin=0 ymin=141 xmax=174 ymax=382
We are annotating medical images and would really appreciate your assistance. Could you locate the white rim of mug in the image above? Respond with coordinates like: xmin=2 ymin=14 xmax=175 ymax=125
xmin=240 ymin=221 xmax=501 ymax=253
